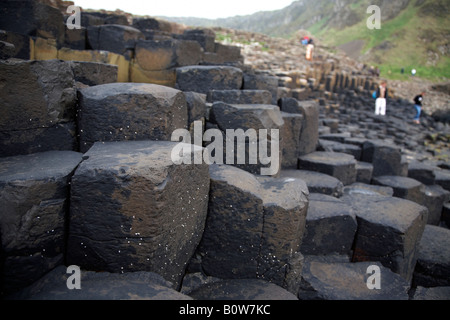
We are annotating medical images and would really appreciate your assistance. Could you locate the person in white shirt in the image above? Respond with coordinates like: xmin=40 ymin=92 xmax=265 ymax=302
xmin=374 ymin=81 xmax=388 ymax=116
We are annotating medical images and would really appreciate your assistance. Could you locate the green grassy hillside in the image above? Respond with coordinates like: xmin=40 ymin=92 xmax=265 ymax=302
xmin=164 ymin=0 xmax=449 ymax=81
xmin=313 ymin=0 xmax=450 ymax=81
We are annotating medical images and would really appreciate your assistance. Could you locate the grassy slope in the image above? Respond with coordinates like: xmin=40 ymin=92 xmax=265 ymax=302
xmin=310 ymin=0 xmax=450 ymax=81
xmin=167 ymin=0 xmax=449 ymax=82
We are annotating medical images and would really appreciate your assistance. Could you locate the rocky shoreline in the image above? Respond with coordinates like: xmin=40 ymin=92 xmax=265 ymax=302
xmin=0 ymin=0 xmax=449 ymax=301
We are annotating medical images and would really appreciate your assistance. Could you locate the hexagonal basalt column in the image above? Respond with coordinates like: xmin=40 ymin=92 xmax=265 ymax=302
xmin=342 ymin=193 xmax=428 ymax=282
xmin=372 ymin=175 xmax=425 ymax=204
xmin=413 ymin=225 xmax=450 ymax=287
xmin=77 ymin=83 xmax=188 ymax=153
xmin=298 ymin=259 xmax=410 ymax=300
xmin=175 ymin=65 xmax=243 ymax=94
xmin=209 ymin=102 xmax=284 ymax=177
xmin=361 ymin=140 xmax=404 ymax=177
xmin=197 ymin=164 xmax=308 ymax=291
xmin=300 ymin=193 xmax=357 ymax=257
xmin=0 ymin=151 xmax=83 ymax=294
xmin=66 ymin=140 xmax=210 ymax=288
xmin=280 ymin=170 xmax=344 ymax=197
xmin=298 ymin=151 xmax=357 ymax=186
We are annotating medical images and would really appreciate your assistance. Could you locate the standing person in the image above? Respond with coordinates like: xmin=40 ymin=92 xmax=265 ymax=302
xmin=413 ymin=92 xmax=425 ymax=124
xmin=374 ymin=81 xmax=388 ymax=116
xmin=305 ymin=38 xmax=314 ymax=61
xmin=375 ymin=66 xmax=380 ymax=77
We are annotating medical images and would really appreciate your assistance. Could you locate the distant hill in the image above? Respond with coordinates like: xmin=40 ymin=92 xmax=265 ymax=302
xmin=162 ymin=0 xmax=450 ymax=81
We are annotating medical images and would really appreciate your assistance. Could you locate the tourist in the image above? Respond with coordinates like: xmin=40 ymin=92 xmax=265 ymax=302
xmin=374 ymin=80 xmax=388 ymax=116
xmin=305 ymin=38 xmax=314 ymax=61
xmin=413 ymin=92 xmax=425 ymax=124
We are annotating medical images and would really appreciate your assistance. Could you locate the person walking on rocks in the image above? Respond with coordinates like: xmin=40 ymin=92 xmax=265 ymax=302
xmin=374 ymin=80 xmax=388 ymax=116
xmin=306 ymin=38 xmax=314 ymax=61
xmin=413 ymin=92 xmax=425 ymax=124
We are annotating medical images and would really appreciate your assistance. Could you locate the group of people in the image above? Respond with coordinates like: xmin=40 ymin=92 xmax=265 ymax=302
xmin=299 ymin=35 xmax=425 ymax=124
xmin=373 ymin=81 xmax=425 ymax=124
xmin=301 ymin=36 xmax=315 ymax=61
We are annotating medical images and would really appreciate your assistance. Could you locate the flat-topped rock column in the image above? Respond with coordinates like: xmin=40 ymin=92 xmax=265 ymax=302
xmin=300 ymin=194 xmax=357 ymax=258
xmin=342 ymin=193 xmax=428 ymax=282
xmin=298 ymin=259 xmax=410 ymax=300
xmin=197 ymin=164 xmax=308 ymax=292
xmin=175 ymin=65 xmax=243 ymax=94
xmin=298 ymin=151 xmax=357 ymax=185
xmin=11 ymin=266 xmax=192 ymax=300
xmin=280 ymin=112 xmax=303 ymax=169
xmin=373 ymin=175 xmax=450 ymax=225
xmin=421 ymin=185 xmax=450 ymax=225
xmin=67 ymin=141 xmax=210 ymax=289
xmin=77 ymin=83 xmax=188 ymax=152
xmin=280 ymin=170 xmax=344 ymax=197
xmin=0 ymin=60 xmax=77 ymax=156
xmin=279 ymin=98 xmax=319 ymax=156
xmin=372 ymin=175 xmax=425 ymax=204
xmin=206 ymin=90 xmax=273 ymax=105
xmin=243 ymin=73 xmax=279 ymax=105
xmin=413 ymin=225 xmax=450 ymax=288
xmin=209 ymin=102 xmax=284 ymax=177
xmin=87 ymin=24 xmax=145 ymax=57
xmin=361 ymin=140 xmax=405 ymax=177
xmin=0 ymin=151 xmax=83 ymax=294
